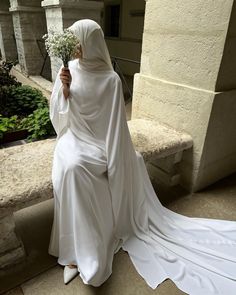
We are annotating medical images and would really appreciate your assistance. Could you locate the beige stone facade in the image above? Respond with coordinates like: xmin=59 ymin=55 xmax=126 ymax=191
xmin=0 ymin=0 xmax=17 ymax=61
xmin=132 ymin=0 xmax=236 ymax=192
xmin=9 ymin=0 xmax=49 ymax=76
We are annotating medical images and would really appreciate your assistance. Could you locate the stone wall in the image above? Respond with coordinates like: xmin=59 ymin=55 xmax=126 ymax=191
xmin=9 ymin=0 xmax=50 ymax=78
xmin=132 ymin=0 xmax=236 ymax=192
xmin=104 ymin=0 xmax=145 ymax=76
xmin=0 ymin=0 xmax=17 ymax=61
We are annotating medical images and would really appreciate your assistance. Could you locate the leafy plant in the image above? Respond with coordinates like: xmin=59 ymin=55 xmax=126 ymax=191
xmin=0 ymin=85 xmax=49 ymax=117
xmin=0 ymin=114 xmax=22 ymax=139
xmin=20 ymin=107 xmax=56 ymax=141
xmin=0 ymin=60 xmax=21 ymax=87
xmin=0 ymin=59 xmax=56 ymax=143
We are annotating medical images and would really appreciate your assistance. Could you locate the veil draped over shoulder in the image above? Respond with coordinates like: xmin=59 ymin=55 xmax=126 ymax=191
xmin=49 ymin=19 xmax=236 ymax=294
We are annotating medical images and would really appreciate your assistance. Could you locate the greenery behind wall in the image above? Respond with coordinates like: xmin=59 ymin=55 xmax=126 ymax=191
xmin=0 ymin=60 xmax=56 ymax=142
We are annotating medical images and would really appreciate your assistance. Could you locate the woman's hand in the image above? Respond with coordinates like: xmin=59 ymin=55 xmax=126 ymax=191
xmin=60 ymin=67 xmax=72 ymax=99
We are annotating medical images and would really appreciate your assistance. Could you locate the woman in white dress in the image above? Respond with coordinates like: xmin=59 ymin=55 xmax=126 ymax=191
xmin=48 ymin=19 xmax=236 ymax=294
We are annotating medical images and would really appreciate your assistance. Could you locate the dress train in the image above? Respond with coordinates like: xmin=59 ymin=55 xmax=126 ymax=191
xmin=122 ymin=152 xmax=236 ymax=294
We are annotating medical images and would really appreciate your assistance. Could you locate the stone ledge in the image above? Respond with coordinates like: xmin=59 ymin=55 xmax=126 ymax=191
xmin=127 ymin=119 xmax=193 ymax=161
xmin=0 ymin=138 xmax=55 ymax=218
xmin=0 ymin=119 xmax=193 ymax=217
xmin=41 ymin=0 xmax=104 ymax=10
xmin=9 ymin=6 xmax=44 ymax=13
xmin=0 ymin=11 xmax=11 ymax=15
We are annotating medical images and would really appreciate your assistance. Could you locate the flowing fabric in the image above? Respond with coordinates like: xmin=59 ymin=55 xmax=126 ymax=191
xmin=48 ymin=19 xmax=236 ymax=294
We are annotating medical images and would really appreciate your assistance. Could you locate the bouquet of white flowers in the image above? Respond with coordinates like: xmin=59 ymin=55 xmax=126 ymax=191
xmin=43 ymin=29 xmax=80 ymax=67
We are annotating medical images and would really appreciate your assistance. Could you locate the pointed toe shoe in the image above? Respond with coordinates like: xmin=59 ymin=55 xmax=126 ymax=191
xmin=63 ymin=265 xmax=79 ymax=284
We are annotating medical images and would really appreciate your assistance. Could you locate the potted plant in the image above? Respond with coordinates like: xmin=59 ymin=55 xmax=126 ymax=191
xmin=0 ymin=115 xmax=28 ymax=144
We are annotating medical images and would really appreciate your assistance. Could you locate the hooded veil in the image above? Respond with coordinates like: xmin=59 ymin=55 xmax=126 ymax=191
xmin=49 ymin=19 xmax=236 ymax=294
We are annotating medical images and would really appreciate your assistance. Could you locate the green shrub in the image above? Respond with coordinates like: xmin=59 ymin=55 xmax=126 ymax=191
xmin=0 ymin=114 xmax=22 ymax=139
xmin=0 ymin=60 xmax=56 ymax=142
xmin=0 ymin=85 xmax=49 ymax=117
xmin=20 ymin=107 xmax=56 ymax=142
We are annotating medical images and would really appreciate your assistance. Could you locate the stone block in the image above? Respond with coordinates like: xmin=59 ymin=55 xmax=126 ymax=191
xmin=0 ymin=214 xmax=25 ymax=269
xmin=152 ymin=152 xmax=183 ymax=174
xmin=9 ymin=1 xmax=49 ymax=75
xmin=132 ymin=73 xmax=214 ymax=151
xmin=127 ymin=118 xmax=192 ymax=162
xmin=142 ymin=0 xmax=236 ymax=91
xmin=146 ymin=162 xmax=180 ymax=187
xmin=0 ymin=1 xmax=17 ymax=61
xmin=132 ymin=72 xmax=236 ymax=192
xmin=0 ymin=138 xmax=55 ymax=218
xmin=132 ymin=73 xmax=208 ymax=191
xmin=0 ymin=246 xmax=25 ymax=269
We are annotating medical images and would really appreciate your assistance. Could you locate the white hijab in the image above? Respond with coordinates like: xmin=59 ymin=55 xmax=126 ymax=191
xmin=68 ymin=19 xmax=113 ymax=72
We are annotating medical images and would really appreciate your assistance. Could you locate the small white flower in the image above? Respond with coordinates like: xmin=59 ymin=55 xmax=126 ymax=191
xmin=43 ymin=29 xmax=80 ymax=67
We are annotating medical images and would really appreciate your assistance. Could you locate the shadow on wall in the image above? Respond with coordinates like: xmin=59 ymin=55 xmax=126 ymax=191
xmin=194 ymin=90 xmax=236 ymax=191
xmin=216 ymin=0 xmax=236 ymax=91
xmin=191 ymin=0 xmax=236 ymax=192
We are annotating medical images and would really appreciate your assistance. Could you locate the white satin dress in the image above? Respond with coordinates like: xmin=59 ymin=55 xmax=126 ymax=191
xmin=48 ymin=58 xmax=236 ymax=294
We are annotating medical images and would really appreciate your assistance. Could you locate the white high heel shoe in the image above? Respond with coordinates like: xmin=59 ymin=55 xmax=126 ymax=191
xmin=63 ymin=265 xmax=79 ymax=284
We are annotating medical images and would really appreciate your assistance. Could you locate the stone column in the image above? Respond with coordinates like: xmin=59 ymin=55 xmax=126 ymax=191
xmin=41 ymin=0 xmax=104 ymax=81
xmin=132 ymin=0 xmax=236 ymax=192
xmin=9 ymin=0 xmax=49 ymax=77
xmin=0 ymin=0 xmax=17 ymax=61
